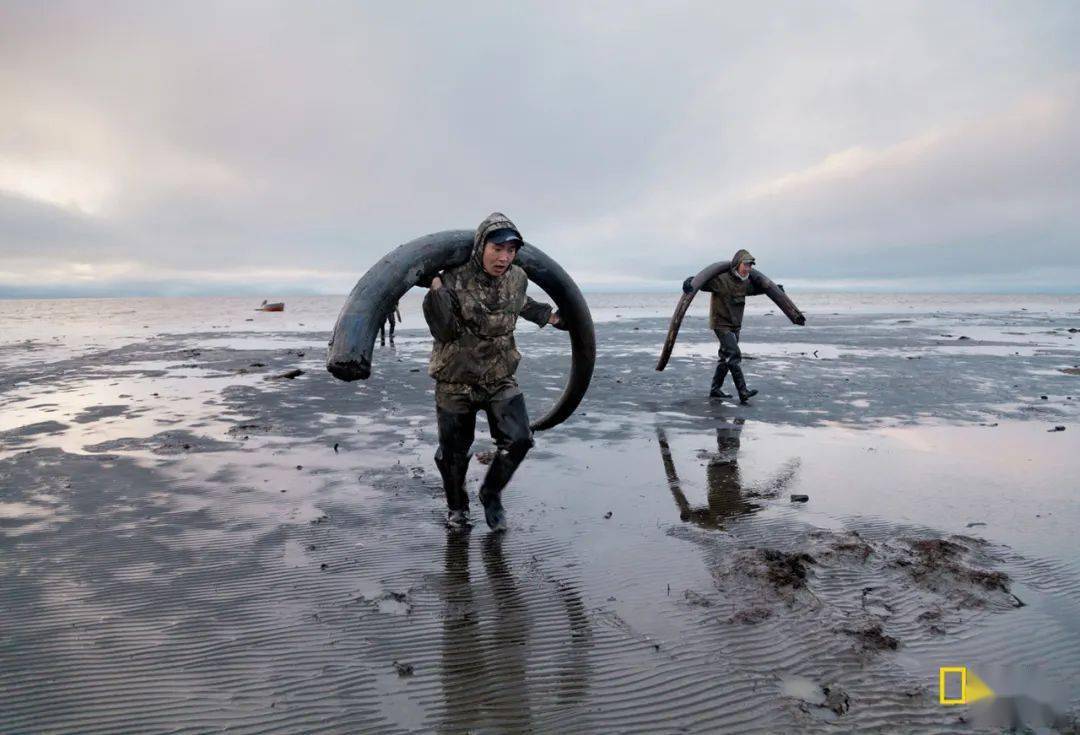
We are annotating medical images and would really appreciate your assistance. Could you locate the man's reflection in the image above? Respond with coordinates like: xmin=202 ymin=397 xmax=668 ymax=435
xmin=439 ymin=529 xmax=481 ymax=732
xmin=656 ymin=420 xmax=760 ymax=528
xmin=478 ymin=532 xmax=532 ymax=731
xmin=437 ymin=529 xmax=593 ymax=732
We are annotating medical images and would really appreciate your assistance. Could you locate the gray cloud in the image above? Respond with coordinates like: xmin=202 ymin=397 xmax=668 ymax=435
xmin=1 ymin=1 xmax=1078 ymax=296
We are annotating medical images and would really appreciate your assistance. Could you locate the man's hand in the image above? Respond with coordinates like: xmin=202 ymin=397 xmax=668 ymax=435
xmin=430 ymin=275 xmax=442 ymax=290
xmin=682 ymin=277 xmax=694 ymax=294
xmin=550 ymin=310 xmax=569 ymax=331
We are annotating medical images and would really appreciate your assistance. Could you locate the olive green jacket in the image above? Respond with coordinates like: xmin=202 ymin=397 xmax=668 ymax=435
xmin=701 ymin=249 xmax=763 ymax=332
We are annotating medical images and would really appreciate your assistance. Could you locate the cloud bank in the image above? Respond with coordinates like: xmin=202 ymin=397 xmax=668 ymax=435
xmin=2 ymin=1 xmax=1078 ymax=296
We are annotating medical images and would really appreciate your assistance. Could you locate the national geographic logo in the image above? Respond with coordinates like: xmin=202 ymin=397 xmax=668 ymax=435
xmin=939 ymin=667 xmax=995 ymax=705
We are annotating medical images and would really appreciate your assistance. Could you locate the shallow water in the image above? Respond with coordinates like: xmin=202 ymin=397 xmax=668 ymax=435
xmin=2 ymin=293 xmax=1079 ymax=732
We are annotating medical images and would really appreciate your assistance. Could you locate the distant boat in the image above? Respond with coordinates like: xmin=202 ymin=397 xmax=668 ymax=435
xmin=257 ymin=300 xmax=285 ymax=312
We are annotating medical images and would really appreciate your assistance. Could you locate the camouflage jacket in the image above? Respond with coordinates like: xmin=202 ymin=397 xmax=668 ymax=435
xmin=423 ymin=213 xmax=554 ymax=386
xmin=701 ymin=249 xmax=763 ymax=331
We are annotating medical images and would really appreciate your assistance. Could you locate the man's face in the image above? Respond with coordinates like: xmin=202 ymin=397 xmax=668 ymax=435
xmin=482 ymin=240 xmax=518 ymax=277
xmin=736 ymin=261 xmax=752 ymax=278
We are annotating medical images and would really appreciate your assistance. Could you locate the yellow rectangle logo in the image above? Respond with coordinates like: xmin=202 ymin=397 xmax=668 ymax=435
xmin=939 ymin=666 xmax=966 ymax=704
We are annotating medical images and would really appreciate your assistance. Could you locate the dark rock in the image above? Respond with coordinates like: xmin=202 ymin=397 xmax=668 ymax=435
xmin=1049 ymin=426 xmax=1066 ymax=432
xmin=393 ymin=661 xmax=414 ymax=677
xmin=604 ymin=511 xmax=613 ymax=519
xmin=790 ymin=494 xmax=809 ymax=503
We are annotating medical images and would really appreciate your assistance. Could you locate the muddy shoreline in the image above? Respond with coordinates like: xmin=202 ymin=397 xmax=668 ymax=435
xmin=2 ymin=307 xmax=1079 ymax=733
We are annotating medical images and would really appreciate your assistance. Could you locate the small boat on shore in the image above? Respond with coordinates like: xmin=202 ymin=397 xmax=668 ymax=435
xmin=257 ymin=300 xmax=285 ymax=312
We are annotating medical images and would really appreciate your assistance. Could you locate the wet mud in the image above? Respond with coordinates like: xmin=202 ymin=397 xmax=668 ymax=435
xmin=2 ymin=304 xmax=1080 ymax=733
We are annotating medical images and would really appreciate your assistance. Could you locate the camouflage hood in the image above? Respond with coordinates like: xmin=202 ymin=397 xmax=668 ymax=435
xmin=471 ymin=212 xmax=524 ymax=273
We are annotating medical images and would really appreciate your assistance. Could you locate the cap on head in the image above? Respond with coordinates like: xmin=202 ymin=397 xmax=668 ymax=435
xmin=485 ymin=227 xmax=523 ymax=247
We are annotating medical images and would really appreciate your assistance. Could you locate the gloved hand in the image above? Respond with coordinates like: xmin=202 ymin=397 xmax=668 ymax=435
xmin=682 ymin=277 xmax=694 ymax=294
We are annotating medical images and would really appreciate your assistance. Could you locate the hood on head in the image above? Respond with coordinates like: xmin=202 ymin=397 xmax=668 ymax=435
xmin=730 ymin=249 xmax=755 ymax=272
xmin=472 ymin=212 xmax=523 ymax=271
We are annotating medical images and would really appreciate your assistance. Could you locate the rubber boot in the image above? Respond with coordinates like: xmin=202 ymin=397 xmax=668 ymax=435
xmin=435 ymin=410 xmax=476 ymax=528
xmin=478 ymin=448 xmax=526 ymax=532
xmin=709 ymin=363 xmax=732 ymax=399
xmin=479 ymin=396 xmax=532 ymax=532
xmin=730 ymin=366 xmax=758 ymax=404
xmin=436 ymin=450 xmax=471 ymax=527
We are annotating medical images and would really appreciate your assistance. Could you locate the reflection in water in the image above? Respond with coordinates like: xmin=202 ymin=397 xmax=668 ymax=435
xmin=438 ymin=530 xmax=592 ymax=733
xmin=658 ymin=421 xmax=800 ymax=529
xmin=440 ymin=529 xmax=480 ymax=732
xmin=479 ymin=532 xmax=532 ymax=731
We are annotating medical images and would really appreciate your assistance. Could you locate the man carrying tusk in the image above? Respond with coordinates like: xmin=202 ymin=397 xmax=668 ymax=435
xmin=424 ymin=212 xmax=564 ymax=531
xmin=683 ymin=249 xmax=763 ymax=404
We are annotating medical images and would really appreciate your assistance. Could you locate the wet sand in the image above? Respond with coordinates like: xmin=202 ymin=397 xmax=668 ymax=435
xmin=2 ymin=301 xmax=1080 ymax=733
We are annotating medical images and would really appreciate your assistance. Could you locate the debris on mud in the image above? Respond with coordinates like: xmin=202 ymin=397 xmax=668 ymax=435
xmin=895 ymin=536 xmax=1022 ymax=609
xmin=682 ymin=590 xmax=712 ymax=607
xmin=474 ymin=451 xmax=494 ymax=465
xmin=823 ymin=684 xmax=851 ymax=715
xmin=790 ymin=494 xmax=809 ymax=503
xmin=758 ymin=549 xmax=816 ymax=589
xmin=393 ymin=661 xmax=414 ymax=677
xmin=840 ymin=620 xmax=900 ymax=651
xmin=728 ymin=607 xmax=772 ymax=625
xmin=808 ymin=530 xmax=874 ymax=563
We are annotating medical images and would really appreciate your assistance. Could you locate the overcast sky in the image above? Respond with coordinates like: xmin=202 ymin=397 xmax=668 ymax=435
xmin=2 ymin=1 xmax=1078 ymax=297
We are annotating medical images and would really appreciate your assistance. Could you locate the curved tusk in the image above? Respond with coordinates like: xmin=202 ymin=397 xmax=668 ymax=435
xmin=327 ymin=230 xmax=595 ymax=431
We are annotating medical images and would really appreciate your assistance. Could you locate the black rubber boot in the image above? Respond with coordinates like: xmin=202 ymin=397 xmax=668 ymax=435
xmin=730 ymin=365 xmax=757 ymax=404
xmin=709 ymin=363 xmax=731 ymax=399
xmin=478 ymin=395 xmax=532 ymax=532
xmin=435 ymin=409 xmax=476 ymax=523
xmin=478 ymin=486 xmax=507 ymax=532
xmin=479 ymin=447 xmax=528 ymax=531
xmin=435 ymin=450 xmax=471 ymax=516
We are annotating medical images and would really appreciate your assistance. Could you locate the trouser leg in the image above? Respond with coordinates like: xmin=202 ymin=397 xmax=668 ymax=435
xmin=435 ymin=407 xmax=476 ymax=511
xmin=710 ymin=345 xmax=729 ymax=396
xmin=479 ymin=394 xmax=533 ymax=502
xmin=388 ymin=313 xmax=396 ymax=343
xmin=718 ymin=329 xmax=748 ymax=395
xmin=379 ymin=323 xmax=386 ymax=346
